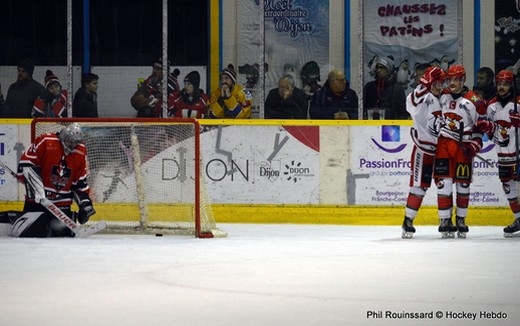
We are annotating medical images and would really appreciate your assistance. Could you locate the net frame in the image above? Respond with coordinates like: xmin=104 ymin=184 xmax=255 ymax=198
xmin=31 ymin=118 xmax=226 ymax=238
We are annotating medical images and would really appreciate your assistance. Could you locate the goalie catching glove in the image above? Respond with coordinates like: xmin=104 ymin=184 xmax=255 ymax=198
xmin=78 ymin=200 xmax=95 ymax=224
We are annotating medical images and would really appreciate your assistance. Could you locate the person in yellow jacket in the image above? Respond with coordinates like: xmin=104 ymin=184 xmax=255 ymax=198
xmin=208 ymin=64 xmax=253 ymax=119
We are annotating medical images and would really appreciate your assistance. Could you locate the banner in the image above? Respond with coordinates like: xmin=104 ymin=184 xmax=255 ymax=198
xmin=363 ymin=1 xmax=460 ymax=95
xmin=495 ymin=0 xmax=520 ymax=71
xmin=237 ymin=0 xmax=330 ymax=117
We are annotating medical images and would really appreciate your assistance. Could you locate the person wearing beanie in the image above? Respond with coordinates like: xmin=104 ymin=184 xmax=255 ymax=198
xmin=363 ymin=55 xmax=407 ymax=120
xmin=207 ymin=64 xmax=253 ymax=119
xmin=32 ymin=70 xmax=69 ymax=118
xmin=0 ymin=58 xmax=45 ymax=118
xmin=131 ymin=57 xmax=180 ymax=117
xmin=168 ymin=70 xmax=209 ymax=119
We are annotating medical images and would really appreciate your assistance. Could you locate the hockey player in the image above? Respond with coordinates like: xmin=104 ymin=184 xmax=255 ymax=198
xmin=434 ymin=64 xmax=487 ymax=238
xmin=476 ymin=70 xmax=520 ymax=237
xmin=401 ymin=66 xmax=446 ymax=238
xmin=12 ymin=123 xmax=96 ymax=237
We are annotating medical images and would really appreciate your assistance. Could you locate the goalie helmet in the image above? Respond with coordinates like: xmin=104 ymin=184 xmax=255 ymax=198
xmin=59 ymin=123 xmax=84 ymax=155
xmin=496 ymin=69 xmax=514 ymax=84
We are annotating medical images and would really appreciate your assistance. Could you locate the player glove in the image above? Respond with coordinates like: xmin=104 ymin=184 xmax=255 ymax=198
xmin=510 ymin=113 xmax=520 ymax=128
xmin=78 ymin=200 xmax=96 ymax=224
xmin=463 ymin=138 xmax=482 ymax=158
xmin=474 ymin=119 xmax=496 ymax=134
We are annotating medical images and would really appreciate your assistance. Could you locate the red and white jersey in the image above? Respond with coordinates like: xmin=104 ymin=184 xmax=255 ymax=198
xmin=486 ymin=95 xmax=520 ymax=165
xmin=32 ymin=90 xmax=68 ymax=118
xmin=168 ymin=91 xmax=209 ymax=118
xmin=438 ymin=88 xmax=487 ymax=141
xmin=406 ymin=84 xmax=443 ymax=150
xmin=16 ymin=133 xmax=90 ymax=207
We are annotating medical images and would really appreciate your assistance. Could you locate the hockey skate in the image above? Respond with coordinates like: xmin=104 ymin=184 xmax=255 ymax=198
xmin=401 ymin=216 xmax=415 ymax=239
xmin=438 ymin=218 xmax=456 ymax=238
xmin=504 ymin=218 xmax=520 ymax=238
xmin=455 ymin=216 xmax=469 ymax=239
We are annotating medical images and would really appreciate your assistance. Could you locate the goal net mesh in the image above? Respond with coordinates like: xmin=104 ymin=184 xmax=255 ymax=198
xmin=32 ymin=118 xmax=226 ymax=238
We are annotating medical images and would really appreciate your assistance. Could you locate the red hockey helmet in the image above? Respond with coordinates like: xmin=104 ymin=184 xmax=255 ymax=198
xmin=446 ymin=64 xmax=466 ymax=79
xmin=495 ymin=69 xmax=514 ymax=84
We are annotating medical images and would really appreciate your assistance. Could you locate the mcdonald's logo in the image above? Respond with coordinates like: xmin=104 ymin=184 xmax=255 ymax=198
xmin=455 ymin=163 xmax=471 ymax=180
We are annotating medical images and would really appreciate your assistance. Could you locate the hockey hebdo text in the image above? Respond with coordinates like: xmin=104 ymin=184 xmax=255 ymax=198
xmin=365 ymin=310 xmax=508 ymax=321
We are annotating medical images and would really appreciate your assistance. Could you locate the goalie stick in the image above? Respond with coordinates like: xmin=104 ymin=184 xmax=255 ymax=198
xmin=0 ymin=160 xmax=106 ymax=237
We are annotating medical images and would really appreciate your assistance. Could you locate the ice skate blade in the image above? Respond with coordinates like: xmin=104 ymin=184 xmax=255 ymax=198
xmin=504 ymin=232 xmax=520 ymax=238
xmin=441 ymin=232 xmax=455 ymax=239
xmin=401 ymin=230 xmax=414 ymax=239
xmin=457 ymin=231 xmax=467 ymax=239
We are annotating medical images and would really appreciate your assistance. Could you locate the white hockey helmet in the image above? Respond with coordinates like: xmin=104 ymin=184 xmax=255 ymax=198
xmin=59 ymin=123 xmax=84 ymax=155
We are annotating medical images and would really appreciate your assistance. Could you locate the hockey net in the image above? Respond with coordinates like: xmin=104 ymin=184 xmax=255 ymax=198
xmin=31 ymin=118 xmax=226 ymax=238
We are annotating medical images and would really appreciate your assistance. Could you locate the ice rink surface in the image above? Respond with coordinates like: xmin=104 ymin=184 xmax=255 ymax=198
xmin=1 ymin=224 xmax=519 ymax=326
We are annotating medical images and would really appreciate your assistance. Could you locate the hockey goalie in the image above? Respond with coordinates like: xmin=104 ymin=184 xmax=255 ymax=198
xmin=11 ymin=123 xmax=97 ymax=237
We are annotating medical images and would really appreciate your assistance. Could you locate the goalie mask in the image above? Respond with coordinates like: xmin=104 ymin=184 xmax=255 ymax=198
xmin=59 ymin=123 xmax=84 ymax=155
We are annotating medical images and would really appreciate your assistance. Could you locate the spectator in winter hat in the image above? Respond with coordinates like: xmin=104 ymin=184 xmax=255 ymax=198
xmin=0 ymin=58 xmax=45 ymax=118
xmin=131 ymin=57 xmax=180 ymax=117
xmin=207 ymin=64 xmax=253 ymax=119
xmin=363 ymin=55 xmax=408 ymax=120
xmin=32 ymin=70 xmax=69 ymax=117
xmin=168 ymin=70 xmax=209 ymax=118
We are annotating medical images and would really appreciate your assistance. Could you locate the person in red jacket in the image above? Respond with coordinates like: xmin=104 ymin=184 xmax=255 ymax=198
xmin=32 ymin=70 xmax=68 ymax=117
xmin=168 ymin=70 xmax=208 ymax=118
xmin=12 ymin=123 xmax=95 ymax=237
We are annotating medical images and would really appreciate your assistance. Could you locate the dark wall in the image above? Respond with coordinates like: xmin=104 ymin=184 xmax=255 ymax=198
xmin=0 ymin=0 xmax=208 ymax=67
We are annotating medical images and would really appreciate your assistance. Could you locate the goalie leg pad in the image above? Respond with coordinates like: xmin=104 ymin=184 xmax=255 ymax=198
xmin=23 ymin=167 xmax=46 ymax=203
xmin=11 ymin=212 xmax=50 ymax=238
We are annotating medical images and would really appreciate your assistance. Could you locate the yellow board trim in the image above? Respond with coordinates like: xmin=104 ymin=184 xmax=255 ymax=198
xmin=1 ymin=202 xmax=512 ymax=226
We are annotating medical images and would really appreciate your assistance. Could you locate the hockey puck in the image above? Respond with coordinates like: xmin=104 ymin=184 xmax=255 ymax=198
xmin=155 ymin=233 xmax=163 ymax=237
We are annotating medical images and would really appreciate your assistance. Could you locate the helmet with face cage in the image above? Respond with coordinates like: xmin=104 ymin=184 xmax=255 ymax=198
xmin=59 ymin=123 xmax=84 ymax=155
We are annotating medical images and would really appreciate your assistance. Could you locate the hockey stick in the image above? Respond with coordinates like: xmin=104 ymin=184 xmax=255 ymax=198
xmin=0 ymin=160 xmax=106 ymax=237
xmin=513 ymin=59 xmax=520 ymax=203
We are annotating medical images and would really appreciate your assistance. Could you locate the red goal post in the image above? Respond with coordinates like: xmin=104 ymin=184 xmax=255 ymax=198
xmin=31 ymin=118 xmax=226 ymax=238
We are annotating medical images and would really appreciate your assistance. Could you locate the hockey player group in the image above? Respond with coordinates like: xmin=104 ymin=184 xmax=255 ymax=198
xmin=402 ymin=64 xmax=520 ymax=239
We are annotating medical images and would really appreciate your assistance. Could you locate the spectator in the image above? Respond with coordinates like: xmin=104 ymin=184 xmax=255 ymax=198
xmin=309 ymin=69 xmax=358 ymax=119
xmin=72 ymin=73 xmax=99 ymax=118
xmin=0 ymin=58 xmax=45 ymax=118
xmin=363 ymin=56 xmax=407 ymax=119
xmin=265 ymin=74 xmax=308 ymax=119
xmin=207 ymin=64 xmax=253 ymax=119
xmin=300 ymin=61 xmax=322 ymax=100
xmin=32 ymin=70 xmax=68 ymax=118
xmin=131 ymin=58 xmax=180 ymax=118
xmin=168 ymin=70 xmax=208 ymax=118
xmin=473 ymin=66 xmax=496 ymax=103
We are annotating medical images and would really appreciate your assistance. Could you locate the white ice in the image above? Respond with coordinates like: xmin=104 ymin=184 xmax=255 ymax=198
xmin=0 ymin=224 xmax=519 ymax=326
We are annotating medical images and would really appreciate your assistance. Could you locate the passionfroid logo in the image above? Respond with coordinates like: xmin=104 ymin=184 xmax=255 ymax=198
xmin=371 ymin=126 xmax=407 ymax=153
